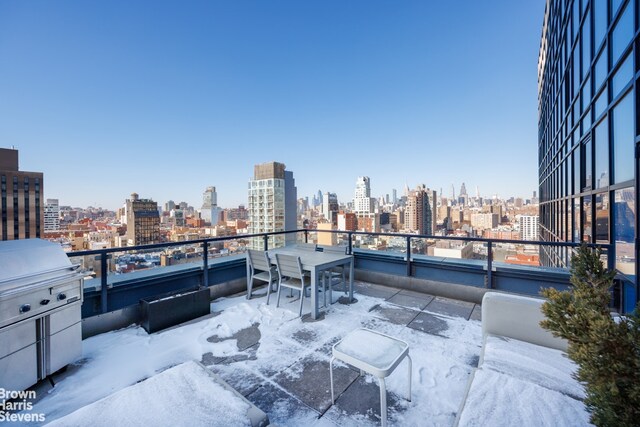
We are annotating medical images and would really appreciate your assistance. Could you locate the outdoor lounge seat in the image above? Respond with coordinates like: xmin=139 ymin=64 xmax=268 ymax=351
xmin=275 ymin=253 xmax=311 ymax=317
xmin=246 ymin=249 xmax=278 ymax=303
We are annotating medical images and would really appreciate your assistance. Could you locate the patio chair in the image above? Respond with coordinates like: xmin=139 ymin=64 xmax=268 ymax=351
xmin=320 ymin=245 xmax=349 ymax=295
xmin=275 ymin=253 xmax=310 ymax=317
xmin=246 ymin=249 xmax=279 ymax=304
xmin=294 ymin=242 xmax=318 ymax=251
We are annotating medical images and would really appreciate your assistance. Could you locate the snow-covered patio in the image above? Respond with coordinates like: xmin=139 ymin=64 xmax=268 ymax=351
xmin=17 ymin=281 xmax=588 ymax=426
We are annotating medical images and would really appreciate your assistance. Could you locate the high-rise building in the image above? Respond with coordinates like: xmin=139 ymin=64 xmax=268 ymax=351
xmin=200 ymin=186 xmax=221 ymax=225
xmin=519 ymin=215 xmax=540 ymax=241
xmin=392 ymin=189 xmax=397 ymax=204
xmin=354 ymin=176 xmax=373 ymax=214
xmin=322 ymin=192 xmax=339 ymax=225
xmin=44 ymin=198 xmax=60 ymax=231
xmin=405 ymin=184 xmax=437 ymax=235
xmin=125 ymin=193 xmax=160 ymax=246
xmin=164 ymin=200 xmax=176 ymax=212
xmin=538 ymin=0 xmax=637 ymax=275
xmin=0 ymin=148 xmax=44 ymax=240
xmin=248 ymin=162 xmax=297 ymax=249
xmin=470 ymin=213 xmax=499 ymax=230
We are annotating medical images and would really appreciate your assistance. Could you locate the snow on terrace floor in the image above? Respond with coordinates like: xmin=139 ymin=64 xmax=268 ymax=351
xmin=22 ymin=282 xmax=483 ymax=426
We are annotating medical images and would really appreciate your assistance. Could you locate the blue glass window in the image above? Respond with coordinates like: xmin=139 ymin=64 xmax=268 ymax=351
xmin=581 ymin=10 xmax=591 ymax=79
xmin=611 ymin=2 xmax=633 ymax=66
xmin=583 ymin=195 xmax=593 ymax=242
xmin=594 ymin=0 xmax=608 ymax=49
xmin=595 ymin=192 xmax=610 ymax=243
xmin=573 ymin=0 xmax=581 ymax=40
xmin=611 ymin=0 xmax=624 ymax=20
xmin=574 ymin=198 xmax=581 ymax=242
xmin=611 ymin=53 xmax=633 ymax=100
xmin=614 ymin=187 xmax=635 ymax=278
xmin=574 ymin=150 xmax=581 ymax=194
xmin=594 ymin=119 xmax=609 ymax=188
xmin=612 ymin=92 xmax=634 ymax=183
xmin=594 ymin=45 xmax=608 ymax=91
xmin=583 ymin=139 xmax=593 ymax=189
xmin=582 ymin=75 xmax=591 ymax=105
xmin=594 ymin=87 xmax=608 ymax=119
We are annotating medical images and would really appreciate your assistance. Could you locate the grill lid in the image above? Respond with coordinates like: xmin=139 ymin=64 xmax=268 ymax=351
xmin=0 ymin=239 xmax=79 ymax=295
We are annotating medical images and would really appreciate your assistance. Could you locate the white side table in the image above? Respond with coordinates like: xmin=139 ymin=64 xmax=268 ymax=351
xmin=329 ymin=328 xmax=412 ymax=427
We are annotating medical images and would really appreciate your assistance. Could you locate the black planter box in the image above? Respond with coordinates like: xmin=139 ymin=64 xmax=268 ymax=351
xmin=140 ymin=286 xmax=210 ymax=333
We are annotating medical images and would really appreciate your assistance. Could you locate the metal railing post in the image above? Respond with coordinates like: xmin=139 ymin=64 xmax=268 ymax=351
xmin=486 ymin=242 xmax=493 ymax=289
xmin=98 ymin=253 xmax=109 ymax=313
xmin=304 ymin=229 xmax=309 ymax=244
xmin=406 ymin=236 xmax=411 ymax=277
xmin=348 ymin=232 xmax=353 ymax=255
xmin=202 ymin=241 xmax=209 ymax=288
xmin=263 ymin=234 xmax=269 ymax=251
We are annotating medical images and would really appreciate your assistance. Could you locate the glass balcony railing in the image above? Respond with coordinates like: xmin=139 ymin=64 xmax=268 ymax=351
xmin=66 ymin=228 xmax=636 ymax=316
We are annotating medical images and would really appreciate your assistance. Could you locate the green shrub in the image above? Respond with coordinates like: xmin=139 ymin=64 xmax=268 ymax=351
xmin=540 ymin=244 xmax=640 ymax=427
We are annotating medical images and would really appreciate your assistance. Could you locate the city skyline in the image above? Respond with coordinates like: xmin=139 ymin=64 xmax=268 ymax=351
xmin=0 ymin=1 xmax=545 ymax=209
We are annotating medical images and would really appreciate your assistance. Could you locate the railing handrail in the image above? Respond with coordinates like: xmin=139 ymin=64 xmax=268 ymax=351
xmin=67 ymin=228 xmax=609 ymax=257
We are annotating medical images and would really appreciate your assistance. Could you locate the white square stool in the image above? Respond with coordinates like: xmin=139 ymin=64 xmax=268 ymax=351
xmin=329 ymin=328 xmax=412 ymax=426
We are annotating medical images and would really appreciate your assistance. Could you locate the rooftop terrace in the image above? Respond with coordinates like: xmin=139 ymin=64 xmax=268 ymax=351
xmin=18 ymin=281 xmax=590 ymax=426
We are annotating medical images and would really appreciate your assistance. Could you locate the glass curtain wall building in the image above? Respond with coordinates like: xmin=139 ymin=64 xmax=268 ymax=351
xmin=538 ymin=0 xmax=637 ymax=294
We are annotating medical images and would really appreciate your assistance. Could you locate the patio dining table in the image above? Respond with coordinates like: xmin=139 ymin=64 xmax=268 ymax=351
xmin=267 ymin=247 xmax=354 ymax=320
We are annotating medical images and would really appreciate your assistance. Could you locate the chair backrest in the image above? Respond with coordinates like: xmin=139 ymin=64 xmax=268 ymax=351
xmin=320 ymin=245 xmax=347 ymax=255
xmin=275 ymin=253 xmax=304 ymax=279
xmin=295 ymin=243 xmax=318 ymax=252
xmin=247 ymin=249 xmax=271 ymax=272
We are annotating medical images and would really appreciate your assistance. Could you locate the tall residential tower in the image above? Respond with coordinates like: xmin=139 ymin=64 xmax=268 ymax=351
xmin=0 ymin=148 xmax=44 ymax=240
xmin=537 ymin=0 xmax=636 ymax=283
xmin=248 ymin=162 xmax=297 ymax=249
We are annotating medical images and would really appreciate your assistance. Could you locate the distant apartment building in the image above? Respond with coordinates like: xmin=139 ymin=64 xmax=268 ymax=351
xmin=44 ymin=198 xmax=60 ymax=231
xmin=519 ymin=215 xmax=539 ymax=241
xmin=248 ymin=162 xmax=297 ymax=249
xmin=224 ymin=205 xmax=249 ymax=221
xmin=337 ymin=212 xmax=357 ymax=231
xmin=470 ymin=213 xmax=499 ymax=230
xmin=430 ymin=240 xmax=473 ymax=259
xmin=405 ymin=185 xmax=437 ymax=235
xmin=353 ymin=177 xmax=373 ymax=214
xmin=0 ymin=148 xmax=44 ymax=240
xmin=200 ymin=186 xmax=222 ymax=225
xmin=125 ymin=193 xmax=160 ymax=246
xmin=322 ymin=192 xmax=339 ymax=225
xmin=317 ymin=222 xmax=337 ymax=246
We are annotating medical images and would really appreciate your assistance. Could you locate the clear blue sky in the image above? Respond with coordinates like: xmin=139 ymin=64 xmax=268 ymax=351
xmin=0 ymin=0 xmax=545 ymax=210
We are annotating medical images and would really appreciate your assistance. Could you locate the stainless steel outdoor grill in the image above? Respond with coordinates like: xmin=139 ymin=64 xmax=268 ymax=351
xmin=0 ymin=239 xmax=83 ymax=392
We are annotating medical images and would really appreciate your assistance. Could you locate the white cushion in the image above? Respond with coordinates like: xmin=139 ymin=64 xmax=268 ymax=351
xmin=458 ymin=368 xmax=591 ymax=427
xmin=482 ymin=335 xmax=584 ymax=400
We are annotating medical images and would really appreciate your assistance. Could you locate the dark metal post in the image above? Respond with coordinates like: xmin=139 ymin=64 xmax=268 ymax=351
xmin=202 ymin=241 xmax=209 ymax=288
xmin=348 ymin=232 xmax=353 ymax=255
xmin=98 ymin=253 xmax=109 ymax=313
xmin=406 ymin=236 xmax=411 ymax=277
xmin=263 ymin=234 xmax=268 ymax=251
xmin=486 ymin=242 xmax=493 ymax=289
xmin=304 ymin=229 xmax=308 ymax=244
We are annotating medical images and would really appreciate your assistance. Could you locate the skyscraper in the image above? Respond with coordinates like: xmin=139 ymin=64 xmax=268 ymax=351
xmin=248 ymin=162 xmax=297 ymax=249
xmin=322 ymin=192 xmax=339 ymax=225
xmin=0 ymin=148 xmax=44 ymax=240
xmin=125 ymin=193 xmax=160 ymax=246
xmin=200 ymin=186 xmax=221 ymax=225
xmin=354 ymin=177 xmax=373 ymax=214
xmin=538 ymin=0 xmax=636 ymax=277
xmin=405 ymin=184 xmax=437 ymax=235
xmin=44 ymin=199 xmax=60 ymax=232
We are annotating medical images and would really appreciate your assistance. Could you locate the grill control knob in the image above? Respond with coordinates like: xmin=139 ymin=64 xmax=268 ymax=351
xmin=57 ymin=293 xmax=67 ymax=301
xmin=40 ymin=299 xmax=50 ymax=306
xmin=19 ymin=304 xmax=31 ymax=314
